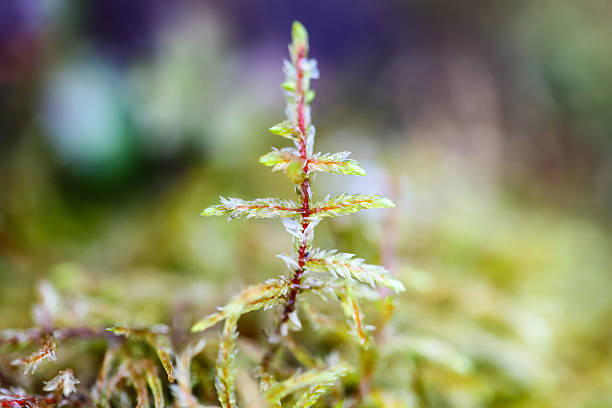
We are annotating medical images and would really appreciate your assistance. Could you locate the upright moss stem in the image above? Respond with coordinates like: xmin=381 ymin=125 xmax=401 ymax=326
xmin=262 ymin=45 xmax=312 ymax=373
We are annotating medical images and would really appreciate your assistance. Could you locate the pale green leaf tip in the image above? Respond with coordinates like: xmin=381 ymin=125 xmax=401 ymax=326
xmin=269 ymin=120 xmax=295 ymax=138
xmin=191 ymin=322 xmax=205 ymax=332
xmin=378 ymin=196 xmax=396 ymax=208
xmin=201 ymin=206 xmax=220 ymax=217
xmin=306 ymin=90 xmax=316 ymax=104
xmin=393 ymin=280 xmax=406 ymax=293
xmin=106 ymin=326 xmax=122 ymax=334
xmin=286 ymin=160 xmax=306 ymax=183
xmin=292 ymin=21 xmax=308 ymax=48
xmin=354 ymin=166 xmax=366 ymax=176
xmin=281 ymin=81 xmax=296 ymax=92
xmin=259 ymin=152 xmax=273 ymax=165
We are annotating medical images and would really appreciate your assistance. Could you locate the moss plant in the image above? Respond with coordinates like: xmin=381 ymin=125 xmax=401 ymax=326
xmin=193 ymin=21 xmax=404 ymax=407
xmin=0 ymin=22 xmax=403 ymax=408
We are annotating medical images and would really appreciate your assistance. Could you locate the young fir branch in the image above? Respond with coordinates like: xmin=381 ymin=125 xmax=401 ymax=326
xmin=196 ymin=21 xmax=404 ymax=406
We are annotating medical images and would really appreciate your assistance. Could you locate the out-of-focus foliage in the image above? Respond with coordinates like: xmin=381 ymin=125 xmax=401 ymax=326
xmin=1 ymin=0 xmax=612 ymax=407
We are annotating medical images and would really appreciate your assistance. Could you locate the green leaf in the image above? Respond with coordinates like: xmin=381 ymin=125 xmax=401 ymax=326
xmin=281 ymin=81 xmax=297 ymax=93
xmin=305 ymin=90 xmax=316 ymax=104
xmin=306 ymin=249 xmax=406 ymax=292
xmin=269 ymin=120 xmax=297 ymax=139
xmin=286 ymin=160 xmax=306 ymax=183
xmin=310 ymin=194 xmax=394 ymax=218
xmin=259 ymin=149 xmax=302 ymax=175
xmin=291 ymin=21 xmax=309 ymax=54
xmin=259 ymin=148 xmax=292 ymax=169
xmin=308 ymin=152 xmax=366 ymax=176
xmin=202 ymin=197 xmax=301 ymax=220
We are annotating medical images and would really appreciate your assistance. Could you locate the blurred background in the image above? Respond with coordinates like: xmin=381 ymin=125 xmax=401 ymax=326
xmin=1 ymin=0 xmax=612 ymax=406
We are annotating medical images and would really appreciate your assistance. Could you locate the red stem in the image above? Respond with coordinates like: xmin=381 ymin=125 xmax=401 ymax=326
xmin=282 ymin=45 xmax=311 ymax=322
xmin=262 ymin=45 xmax=312 ymax=372
xmin=1 ymin=396 xmax=55 ymax=407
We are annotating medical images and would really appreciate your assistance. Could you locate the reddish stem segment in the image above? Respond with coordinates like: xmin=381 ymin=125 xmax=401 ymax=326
xmin=1 ymin=396 xmax=55 ymax=407
xmin=282 ymin=45 xmax=311 ymax=323
xmin=262 ymin=45 xmax=312 ymax=372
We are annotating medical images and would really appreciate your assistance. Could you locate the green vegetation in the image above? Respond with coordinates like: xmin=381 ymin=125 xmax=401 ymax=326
xmin=0 ymin=22 xmax=405 ymax=407
xmin=2 ymin=13 xmax=612 ymax=408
